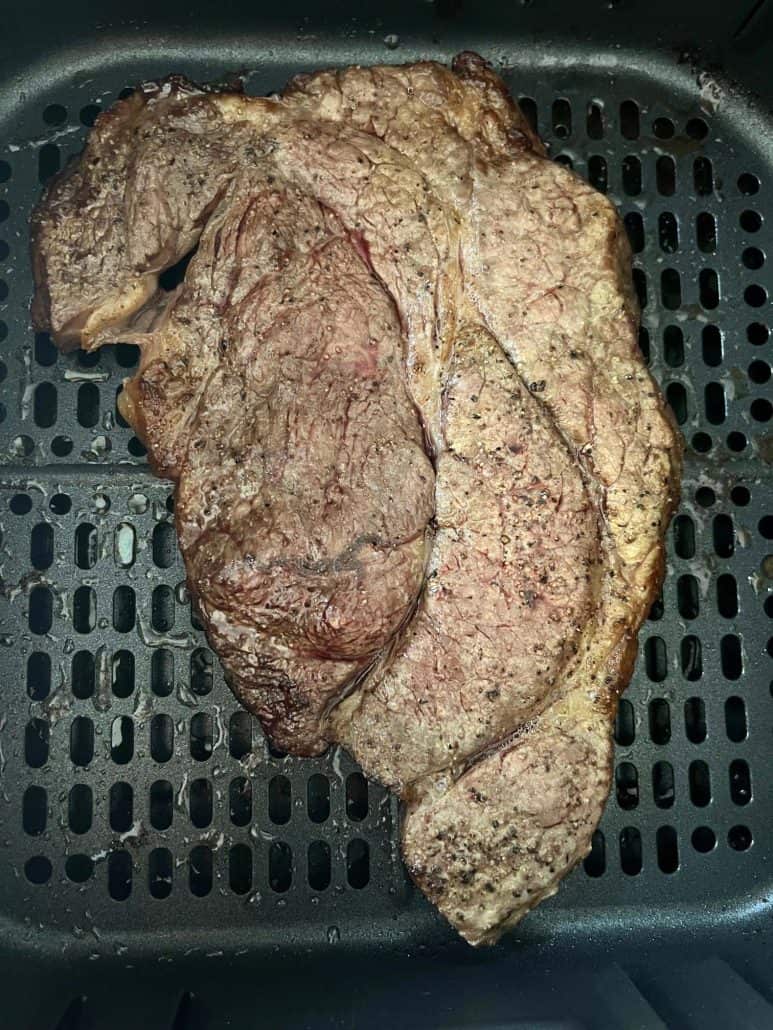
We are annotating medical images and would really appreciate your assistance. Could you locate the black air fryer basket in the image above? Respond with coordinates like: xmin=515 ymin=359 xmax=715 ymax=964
xmin=1 ymin=2 xmax=772 ymax=1027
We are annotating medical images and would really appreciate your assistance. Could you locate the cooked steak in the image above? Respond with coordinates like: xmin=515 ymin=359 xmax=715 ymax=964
xmin=31 ymin=55 xmax=681 ymax=944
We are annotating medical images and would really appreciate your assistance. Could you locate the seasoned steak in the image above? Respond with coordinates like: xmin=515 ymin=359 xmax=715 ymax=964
xmin=31 ymin=55 xmax=681 ymax=944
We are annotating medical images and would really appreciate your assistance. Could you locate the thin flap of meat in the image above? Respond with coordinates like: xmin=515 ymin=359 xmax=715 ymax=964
xmin=331 ymin=324 xmax=599 ymax=791
xmin=31 ymin=78 xmax=235 ymax=351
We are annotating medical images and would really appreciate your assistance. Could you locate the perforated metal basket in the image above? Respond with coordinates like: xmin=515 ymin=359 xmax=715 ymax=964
xmin=1 ymin=3 xmax=773 ymax=1028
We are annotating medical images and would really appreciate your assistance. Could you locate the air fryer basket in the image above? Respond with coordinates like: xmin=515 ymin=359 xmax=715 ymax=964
xmin=1 ymin=3 xmax=773 ymax=1027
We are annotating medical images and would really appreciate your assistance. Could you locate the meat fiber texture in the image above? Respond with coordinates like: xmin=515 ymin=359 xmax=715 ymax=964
xmin=31 ymin=54 xmax=682 ymax=945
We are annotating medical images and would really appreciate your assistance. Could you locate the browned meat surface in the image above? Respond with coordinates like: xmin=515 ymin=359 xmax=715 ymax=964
xmin=31 ymin=54 xmax=681 ymax=944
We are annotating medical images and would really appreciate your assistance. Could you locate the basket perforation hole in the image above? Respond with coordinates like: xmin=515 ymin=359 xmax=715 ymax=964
xmin=686 ymin=117 xmax=708 ymax=140
xmin=190 ymin=648 xmax=212 ymax=695
xmin=727 ymin=431 xmax=748 ymax=452
xmin=699 ymin=269 xmax=720 ymax=309
xmin=109 ymin=781 xmax=133 ymax=833
xmin=747 ymin=322 xmax=769 ymax=345
xmin=650 ymin=595 xmax=665 ymax=621
xmin=268 ymin=774 xmax=291 ymax=825
xmin=25 ymin=718 xmax=49 ymax=768
xmin=692 ymin=826 xmax=716 ymax=853
xmin=551 ymin=98 xmax=572 ymax=138
xmin=721 ymin=635 xmax=743 ymax=681
xmin=717 ymin=574 xmax=738 ymax=618
xmin=694 ymin=157 xmax=713 ymax=195
xmin=229 ymin=844 xmax=252 ymax=895
xmin=108 ymin=850 xmax=132 ymax=900
xmin=713 ymin=514 xmax=735 ymax=558
xmin=748 ymin=358 xmax=771 ymax=384
xmin=587 ymin=155 xmax=607 ymax=193
xmin=228 ymin=711 xmax=252 ymax=758
xmin=27 ymin=652 xmax=51 ymax=701
xmin=632 ymin=267 xmax=647 ymax=308
xmin=730 ymin=759 xmax=752 ymax=806
xmin=229 ymin=776 xmax=252 ymax=826
xmin=151 ymin=649 xmax=174 ymax=698
xmin=656 ymin=155 xmax=676 ymax=196
xmin=72 ymin=585 xmax=96 ymax=634
xmin=738 ymin=172 xmax=760 ymax=195
xmin=112 ymin=586 xmax=135 ymax=633
xmin=10 ymin=493 xmax=32 ymax=516
xmin=76 ymin=383 xmax=99 ymax=428
xmin=34 ymin=333 xmax=57 ymax=366
xmin=151 ymin=584 xmax=175 ymax=633
xmin=150 ymin=714 xmax=174 ymax=763
xmin=619 ymin=827 xmax=642 ymax=875
xmin=696 ymin=212 xmax=717 ymax=253
xmin=725 ymin=696 xmax=747 ymax=741
xmin=751 ymin=397 xmax=772 ymax=421
xmin=658 ymin=212 xmax=678 ymax=253
xmin=680 ymin=636 xmax=702 ymax=681
xmin=152 ymin=521 xmax=176 ymax=567
xmin=731 ymin=485 xmax=751 ymax=506
xmin=23 ymin=785 xmax=47 ymax=835
xmin=38 ymin=143 xmax=60 ymax=184
xmin=649 ymin=698 xmax=671 ymax=744
xmin=583 ymin=830 xmax=605 ymax=877
xmin=48 ymin=492 xmax=70 ymax=515
xmin=190 ymin=713 xmax=213 ymax=762
xmin=740 ymin=210 xmax=762 ymax=232
xmin=652 ymin=761 xmax=675 ymax=808
xmin=345 ymin=772 xmax=369 ymax=821
xmin=33 ymin=382 xmax=57 ymax=428
xmin=51 ymin=435 xmax=74 ymax=459
xmin=704 ymin=381 xmax=726 ymax=424
xmin=72 ymin=652 xmax=97 ymax=703
xmin=745 ymin=283 xmax=767 ymax=308
xmin=614 ymin=698 xmax=635 ymax=746
xmin=307 ymin=774 xmax=330 ymax=824
xmin=518 ymin=96 xmax=537 ymax=133
xmin=644 ymin=636 xmax=667 ymax=682
xmin=29 ymin=585 xmax=53 ymax=635
xmin=677 ymin=574 xmax=699 ymax=619
xmin=346 ymin=839 xmax=370 ymax=889
xmin=74 ymin=523 xmax=97 ymax=570
xmin=65 ymin=855 xmax=93 ymax=883
xmin=638 ymin=326 xmax=650 ymax=363
xmin=689 ymin=759 xmax=711 ymax=807
xmin=684 ymin=697 xmax=707 ymax=743
xmin=728 ymin=825 xmax=753 ymax=851
xmin=25 ymin=856 xmax=51 ymax=884
xmin=149 ymin=847 xmax=173 ymax=899
xmin=661 ymin=269 xmax=682 ymax=310
xmin=189 ymin=778 xmax=213 ymax=828
xmin=615 ymin=762 xmax=639 ymax=809
xmin=111 ymin=716 xmax=134 ymax=764
xmin=656 ymin=826 xmax=679 ymax=874
xmin=702 ymin=325 xmax=723 ymax=366
xmin=114 ymin=523 xmax=136 ymax=569
xmin=620 ymin=99 xmax=639 ymax=139
xmin=149 ymin=779 xmax=172 ymax=831
xmin=760 ymin=516 xmax=773 ymax=539
xmin=663 ymin=325 xmax=684 ymax=367
xmin=308 ymin=840 xmax=331 ymax=890
xmin=111 ymin=649 xmax=134 ymax=698
xmin=743 ymin=246 xmax=765 ymax=270
xmin=653 ymin=116 xmax=674 ymax=139
xmin=673 ymin=514 xmax=695 ymax=559
xmin=30 ymin=523 xmax=54 ymax=570
xmin=269 ymin=841 xmax=292 ymax=893
xmin=586 ymin=101 xmax=603 ymax=139
xmin=70 ymin=716 xmax=94 ymax=767
xmin=624 ymin=212 xmax=644 ymax=253
xmin=622 ymin=155 xmax=642 ymax=196
xmin=68 ymin=784 xmax=92 ymax=834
